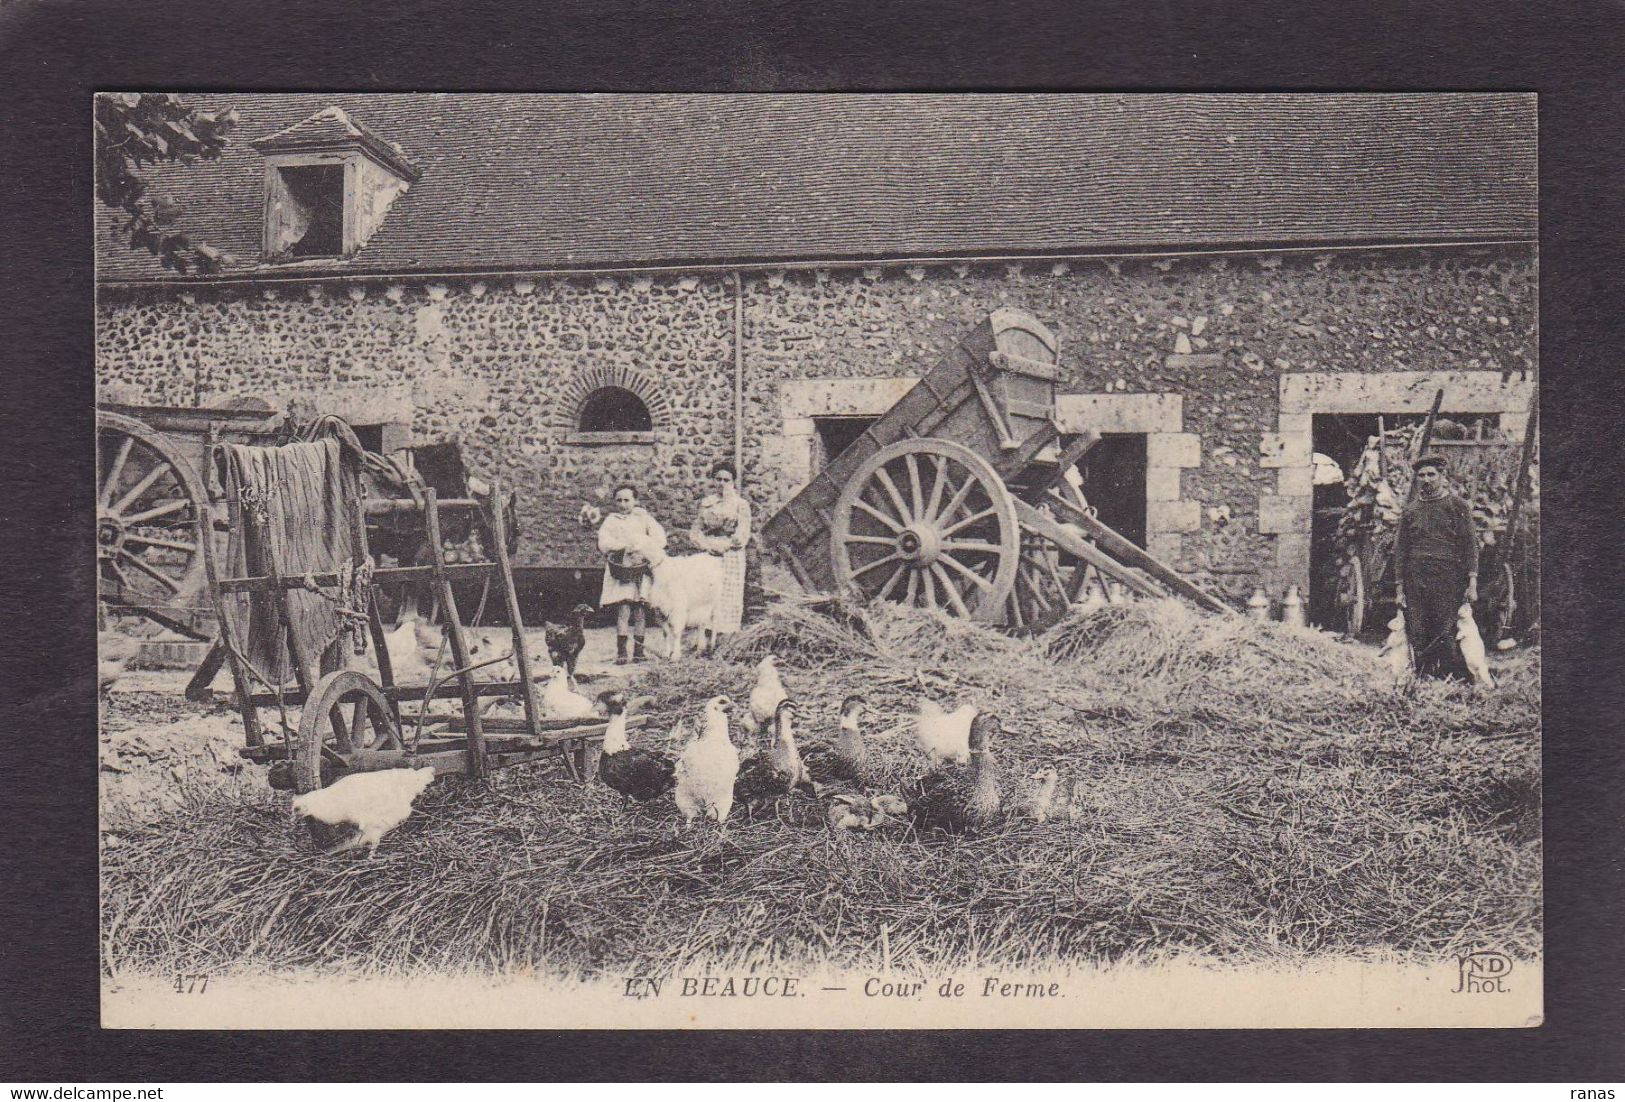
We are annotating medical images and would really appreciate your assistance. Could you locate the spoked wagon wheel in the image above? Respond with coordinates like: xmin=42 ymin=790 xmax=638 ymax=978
xmin=293 ymin=670 xmax=403 ymax=796
xmin=1007 ymin=529 xmax=1073 ymax=634
xmin=96 ymin=411 xmax=208 ymax=610
xmin=830 ymin=439 xmax=1019 ymax=622
xmin=1343 ymin=554 xmax=1367 ymax=637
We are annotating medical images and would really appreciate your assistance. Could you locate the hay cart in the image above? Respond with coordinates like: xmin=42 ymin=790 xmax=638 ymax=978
xmin=193 ymin=426 xmax=626 ymax=799
xmin=762 ymin=309 xmax=1228 ymax=631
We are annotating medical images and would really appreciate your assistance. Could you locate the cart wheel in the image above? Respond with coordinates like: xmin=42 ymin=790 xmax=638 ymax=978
xmin=97 ymin=411 xmax=209 ymax=608
xmin=1344 ymin=555 xmax=1366 ymax=637
xmin=1006 ymin=530 xmax=1073 ymax=635
xmin=293 ymin=670 xmax=403 ymax=796
xmin=830 ymin=438 xmax=1020 ymax=621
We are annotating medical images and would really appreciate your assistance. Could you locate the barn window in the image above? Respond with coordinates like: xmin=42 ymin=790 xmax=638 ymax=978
xmin=269 ymin=164 xmax=346 ymax=257
xmin=568 ymin=386 xmax=655 ymax=444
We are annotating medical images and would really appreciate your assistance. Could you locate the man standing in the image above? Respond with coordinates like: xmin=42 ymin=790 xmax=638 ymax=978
xmin=1396 ymin=454 xmax=1478 ymax=680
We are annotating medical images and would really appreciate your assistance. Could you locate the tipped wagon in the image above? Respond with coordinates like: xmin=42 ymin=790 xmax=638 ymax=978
xmin=762 ymin=308 xmax=1228 ymax=631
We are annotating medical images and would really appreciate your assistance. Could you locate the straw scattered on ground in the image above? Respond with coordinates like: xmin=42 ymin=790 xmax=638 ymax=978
xmin=102 ymin=597 xmax=1540 ymax=981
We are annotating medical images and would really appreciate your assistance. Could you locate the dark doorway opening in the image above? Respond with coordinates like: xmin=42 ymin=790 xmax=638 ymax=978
xmin=1308 ymin=411 xmax=1497 ymax=630
xmin=1077 ymin=434 xmax=1148 ymax=548
xmin=812 ymin=416 xmax=877 ymax=475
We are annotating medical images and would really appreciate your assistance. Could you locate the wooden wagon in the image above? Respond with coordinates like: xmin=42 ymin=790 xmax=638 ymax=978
xmin=762 ymin=308 xmax=1227 ymax=631
xmin=194 ymin=425 xmax=631 ymax=799
xmin=97 ymin=398 xmax=517 ymax=690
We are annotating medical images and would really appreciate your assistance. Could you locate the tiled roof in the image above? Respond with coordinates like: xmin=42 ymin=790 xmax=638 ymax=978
xmin=95 ymin=93 xmax=1537 ymax=281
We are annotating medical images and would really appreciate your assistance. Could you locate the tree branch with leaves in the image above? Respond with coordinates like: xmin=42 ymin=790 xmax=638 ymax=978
xmin=95 ymin=93 xmax=238 ymax=274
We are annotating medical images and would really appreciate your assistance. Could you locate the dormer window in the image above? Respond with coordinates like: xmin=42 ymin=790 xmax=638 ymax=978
xmin=251 ymin=107 xmax=421 ymax=263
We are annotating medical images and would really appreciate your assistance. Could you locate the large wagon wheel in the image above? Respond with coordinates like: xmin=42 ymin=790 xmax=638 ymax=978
xmin=293 ymin=670 xmax=403 ymax=796
xmin=831 ymin=439 xmax=1019 ymax=622
xmin=97 ymin=411 xmax=208 ymax=611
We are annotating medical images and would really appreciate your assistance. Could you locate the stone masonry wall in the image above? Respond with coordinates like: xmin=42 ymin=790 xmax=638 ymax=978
xmin=97 ymin=247 xmax=1535 ymax=603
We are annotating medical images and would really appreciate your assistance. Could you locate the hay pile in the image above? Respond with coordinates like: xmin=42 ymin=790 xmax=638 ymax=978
xmin=102 ymin=597 xmax=1540 ymax=980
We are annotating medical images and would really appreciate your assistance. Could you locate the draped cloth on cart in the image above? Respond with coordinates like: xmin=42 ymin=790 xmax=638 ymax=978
xmin=217 ymin=431 xmax=365 ymax=688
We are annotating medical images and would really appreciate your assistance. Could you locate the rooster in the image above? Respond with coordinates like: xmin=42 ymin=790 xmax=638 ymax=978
xmin=545 ymin=603 xmax=594 ymax=681
xmin=747 ymin=654 xmax=788 ymax=734
xmin=290 ymin=766 xmax=436 ymax=857
xmin=674 ymin=696 xmax=738 ymax=831
xmin=597 ymin=690 xmax=675 ymax=803
xmin=915 ymin=697 xmax=977 ymax=765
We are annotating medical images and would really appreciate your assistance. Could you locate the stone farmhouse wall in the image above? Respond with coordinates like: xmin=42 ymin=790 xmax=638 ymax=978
xmin=96 ymin=246 xmax=1535 ymax=604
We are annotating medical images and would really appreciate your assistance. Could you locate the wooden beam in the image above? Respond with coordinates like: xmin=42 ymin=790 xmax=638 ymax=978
xmin=1023 ymin=432 xmax=1102 ymax=502
xmin=1037 ymin=493 xmax=1233 ymax=615
xmin=1013 ymin=500 xmax=1166 ymax=601
xmin=485 ymin=486 xmax=548 ymax=749
xmin=423 ymin=490 xmax=487 ymax=779
xmin=216 ymin=562 xmax=492 ymax=594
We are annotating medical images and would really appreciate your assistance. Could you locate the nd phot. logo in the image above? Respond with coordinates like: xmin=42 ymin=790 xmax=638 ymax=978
xmin=1452 ymin=949 xmax=1513 ymax=994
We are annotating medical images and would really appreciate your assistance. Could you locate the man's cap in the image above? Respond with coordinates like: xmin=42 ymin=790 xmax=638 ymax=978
xmin=1411 ymin=454 xmax=1447 ymax=473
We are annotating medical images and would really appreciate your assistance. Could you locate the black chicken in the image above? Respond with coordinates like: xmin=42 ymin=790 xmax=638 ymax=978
xmin=545 ymin=602 xmax=593 ymax=680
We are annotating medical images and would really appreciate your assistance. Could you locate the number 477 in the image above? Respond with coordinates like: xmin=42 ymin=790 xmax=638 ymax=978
xmin=174 ymin=974 xmax=209 ymax=994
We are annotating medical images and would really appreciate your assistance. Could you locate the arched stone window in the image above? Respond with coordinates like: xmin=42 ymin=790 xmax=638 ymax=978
xmin=577 ymin=386 xmax=653 ymax=433
xmin=561 ymin=365 xmax=667 ymax=445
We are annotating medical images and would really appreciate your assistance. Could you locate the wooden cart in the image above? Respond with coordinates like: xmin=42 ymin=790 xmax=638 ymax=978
xmin=195 ymin=428 xmax=628 ymax=798
xmin=762 ymin=309 xmax=1228 ymax=632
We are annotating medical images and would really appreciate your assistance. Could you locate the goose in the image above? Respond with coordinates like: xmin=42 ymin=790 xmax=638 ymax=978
xmin=906 ymin=712 xmax=1004 ymax=834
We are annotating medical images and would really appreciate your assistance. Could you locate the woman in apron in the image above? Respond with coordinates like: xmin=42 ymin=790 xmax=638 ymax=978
xmin=689 ymin=461 xmax=753 ymax=648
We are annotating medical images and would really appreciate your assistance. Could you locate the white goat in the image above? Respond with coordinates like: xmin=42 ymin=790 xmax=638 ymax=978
xmin=644 ymin=546 xmax=722 ymax=660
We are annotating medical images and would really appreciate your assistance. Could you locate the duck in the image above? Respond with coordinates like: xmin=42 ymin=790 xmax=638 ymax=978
xmin=674 ymin=696 xmax=739 ymax=830
xmin=748 ymin=653 xmax=788 ymax=733
xmin=827 ymin=793 xmax=910 ymax=831
xmin=1064 ymin=776 xmax=1087 ymax=823
xmin=541 ymin=664 xmax=596 ymax=719
xmin=1022 ymin=766 xmax=1060 ymax=823
xmin=799 ymin=694 xmax=870 ymax=787
xmin=596 ymin=690 xmax=675 ymax=803
xmin=733 ymin=699 xmax=803 ymax=814
xmin=906 ymin=712 xmax=1004 ymax=834
xmin=915 ymin=697 xmax=976 ymax=766
xmin=545 ymin=602 xmax=594 ymax=681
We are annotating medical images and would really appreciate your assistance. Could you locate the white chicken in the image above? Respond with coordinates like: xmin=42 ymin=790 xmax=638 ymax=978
xmin=1380 ymin=610 xmax=1413 ymax=681
xmin=1457 ymin=603 xmax=1496 ymax=688
xmin=541 ymin=664 xmax=597 ymax=719
xmin=748 ymin=653 xmax=788 ymax=733
xmin=290 ymin=766 xmax=437 ymax=857
xmin=915 ymin=698 xmax=976 ymax=765
xmin=382 ymin=615 xmax=420 ymax=673
xmin=98 ymin=630 xmax=141 ymax=696
xmin=674 ymin=695 xmax=739 ymax=831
